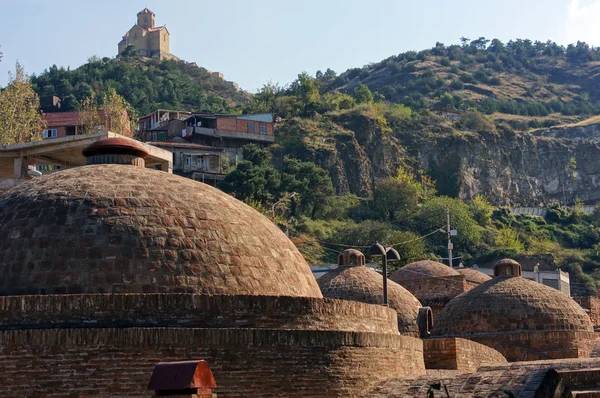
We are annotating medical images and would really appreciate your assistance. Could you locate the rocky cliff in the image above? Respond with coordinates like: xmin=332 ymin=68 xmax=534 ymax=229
xmin=276 ymin=114 xmax=600 ymax=206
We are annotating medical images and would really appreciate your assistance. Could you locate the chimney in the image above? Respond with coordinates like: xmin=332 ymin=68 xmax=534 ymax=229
xmin=337 ymin=248 xmax=366 ymax=267
xmin=148 ymin=360 xmax=217 ymax=397
xmin=493 ymin=259 xmax=522 ymax=277
xmin=82 ymin=137 xmax=149 ymax=167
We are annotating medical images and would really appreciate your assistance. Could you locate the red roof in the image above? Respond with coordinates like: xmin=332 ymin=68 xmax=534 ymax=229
xmin=43 ymin=112 xmax=82 ymax=127
xmin=43 ymin=111 xmax=105 ymax=127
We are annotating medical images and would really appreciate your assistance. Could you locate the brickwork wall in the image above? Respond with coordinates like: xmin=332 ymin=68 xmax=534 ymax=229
xmin=574 ymin=296 xmax=600 ymax=328
xmin=395 ymin=275 xmax=469 ymax=311
xmin=468 ymin=331 xmax=597 ymax=362
xmin=0 ymin=328 xmax=425 ymax=397
xmin=0 ymin=294 xmax=399 ymax=335
xmin=423 ymin=337 xmax=507 ymax=372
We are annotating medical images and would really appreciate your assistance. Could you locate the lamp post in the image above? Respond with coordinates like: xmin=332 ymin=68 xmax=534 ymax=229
xmin=368 ymin=242 xmax=400 ymax=306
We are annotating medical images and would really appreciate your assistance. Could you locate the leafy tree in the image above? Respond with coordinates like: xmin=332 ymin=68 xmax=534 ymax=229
xmin=373 ymin=168 xmax=427 ymax=222
xmin=416 ymin=196 xmax=483 ymax=256
xmin=353 ymin=84 xmax=374 ymax=104
xmin=289 ymin=72 xmax=321 ymax=115
xmin=496 ymin=228 xmax=525 ymax=252
xmin=0 ymin=62 xmax=45 ymax=145
xmin=470 ymin=195 xmax=493 ymax=226
xmin=100 ymin=88 xmax=135 ymax=137
xmin=218 ymin=144 xmax=281 ymax=203
xmin=281 ymin=158 xmax=334 ymax=218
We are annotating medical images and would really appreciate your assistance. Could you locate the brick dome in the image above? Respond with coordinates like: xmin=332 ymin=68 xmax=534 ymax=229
xmin=432 ymin=276 xmax=593 ymax=336
xmin=318 ymin=265 xmax=422 ymax=336
xmin=456 ymin=268 xmax=491 ymax=285
xmin=0 ymin=164 xmax=322 ymax=297
xmin=389 ymin=260 xmax=459 ymax=282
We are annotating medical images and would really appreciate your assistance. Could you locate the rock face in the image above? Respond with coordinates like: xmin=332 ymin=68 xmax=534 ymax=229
xmin=283 ymin=114 xmax=600 ymax=206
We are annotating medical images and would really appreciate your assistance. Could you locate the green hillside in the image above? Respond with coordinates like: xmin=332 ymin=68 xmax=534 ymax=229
xmin=320 ymin=38 xmax=600 ymax=130
xmin=30 ymin=56 xmax=249 ymax=116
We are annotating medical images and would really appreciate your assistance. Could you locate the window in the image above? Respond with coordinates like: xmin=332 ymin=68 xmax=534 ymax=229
xmin=259 ymin=124 xmax=267 ymax=134
xmin=42 ymin=129 xmax=57 ymax=139
xmin=143 ymin=121 xmax=147 ymax=129
xmin=247 ymin=123 xmax=255 ymax=133
xmin=185 ymin=155 xmax=191 ymax=166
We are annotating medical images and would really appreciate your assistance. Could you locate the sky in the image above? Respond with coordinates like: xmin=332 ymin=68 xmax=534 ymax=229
xmin=0 ymin=0 xmax=599 ymax=92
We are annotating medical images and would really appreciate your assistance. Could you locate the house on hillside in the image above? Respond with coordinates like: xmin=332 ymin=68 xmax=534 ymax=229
xmin=148 ymin=141 xmax=224 ymax=186
xmin=42 ymin=110 xmax=131 ymax=139
xmin=137 ymin=111 xmax=275 ymax=163
xmin=138 ymin=109 xmax=192 ymax=141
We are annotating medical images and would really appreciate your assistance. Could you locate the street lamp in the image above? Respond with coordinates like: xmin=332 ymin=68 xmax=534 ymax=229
xmin=271 ymin=192 xmax=297 ymax=219
xmin=368 ymin=242 xmax=400 ymax=306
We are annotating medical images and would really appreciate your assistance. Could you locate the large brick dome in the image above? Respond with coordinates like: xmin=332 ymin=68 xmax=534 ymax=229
xmin=431 ymin=274 xmax=595 ymax=361
xmin=0 ymin=164 xmax=322 ymax=297
xmin=389 ymin=260 xmax=458 ymax=281
xmin=432 ymin=276 xmax=593 ymax=335
xmin=318 ymin=255 xmax=422 ymax=336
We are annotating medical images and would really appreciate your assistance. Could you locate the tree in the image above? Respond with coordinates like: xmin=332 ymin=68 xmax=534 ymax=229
xmin=101 ymin=88 xmax=134 ymax=137
xmin=218 ymin=144 xmax=281 ymax=203
xmin=80 ymin=89 xmax=134 ymax=136
xmin=373 ymin=168 xmax=434 ymax=222
xmin=289 ymin=72 xmax=321 ymax=115
xmin=280 ymin=158 xmax=334 ymax=218
xmin=80 ymin=93 xmax=101 ymax=135
xmin=415 ymin=196 xmax=483 ymax=255
xmin=354 ymin=84 xmax=374 ymax=104
xmin=470 ymin=195 xmax=493 ymax=226
xmin=0 ymin=62 xmax=45 ymax=145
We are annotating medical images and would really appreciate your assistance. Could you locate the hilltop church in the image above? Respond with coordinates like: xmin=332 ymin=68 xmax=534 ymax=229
xmin=117 ymin=8 xmax=175 ymax=60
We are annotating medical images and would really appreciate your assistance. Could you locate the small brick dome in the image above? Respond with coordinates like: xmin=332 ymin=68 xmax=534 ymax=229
xmin=318 ymin=265 xmax=422 ymax=336
xmin=456 ymin=268 xmax=491 ymax=285
xmin=389 ymin=260 xmax=459 ymax=282
xmin=432 ymin=276 xmax=594 ymax=336
xmin=0 ymin=164 xmax=322 ymax=297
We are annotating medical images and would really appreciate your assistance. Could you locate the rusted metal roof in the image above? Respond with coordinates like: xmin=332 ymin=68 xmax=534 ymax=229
xmin=83 ymin=137 xmax=149 ymax=158
xmin=148 ymin=360 xmax=216 ymax=392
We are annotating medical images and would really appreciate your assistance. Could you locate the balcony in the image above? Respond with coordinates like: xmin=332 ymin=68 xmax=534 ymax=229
xmin=189 ymin=127 xmax=275 ymax=143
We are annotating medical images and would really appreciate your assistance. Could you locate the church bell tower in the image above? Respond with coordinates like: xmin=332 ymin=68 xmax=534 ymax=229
xmin=137 ymin=8 xmax=155 ymax=28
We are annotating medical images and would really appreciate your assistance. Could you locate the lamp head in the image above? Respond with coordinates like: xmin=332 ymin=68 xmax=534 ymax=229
xmin=367 ymin=242 xmax=386 ymax=256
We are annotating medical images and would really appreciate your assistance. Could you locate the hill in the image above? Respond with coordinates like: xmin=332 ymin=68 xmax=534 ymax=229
xmin=319 ymin=38 xmax=600 ymax=130
xmin=30 ymin=56 xmax=250 ymax=116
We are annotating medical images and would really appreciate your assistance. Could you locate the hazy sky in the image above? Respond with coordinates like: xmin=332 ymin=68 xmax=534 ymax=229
xmin=0 ymin=0 xmax=598 ymax=92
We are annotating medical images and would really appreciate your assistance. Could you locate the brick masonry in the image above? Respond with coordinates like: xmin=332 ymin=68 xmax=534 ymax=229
xmin=0 ymin=165 xmax=321 ymax=298
xmin=317 ymin=265 xmax=421 ymax=336
xmin=574 ymin=296 xmax=600 ymax=329
xmin=432 ymin=276 xmax=596 ymax=361
xmin=424 ymin=337 xmax=507 ymax=372
xmin=0 ymin=328 xmax=426 ymax=397
xmin=0 ymin=294 xmax=399 ymax=335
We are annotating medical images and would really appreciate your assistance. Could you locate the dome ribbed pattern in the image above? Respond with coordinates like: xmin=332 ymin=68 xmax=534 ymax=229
xmin=0 ymin=164 xmax=322 ymax=297
xmin=318 ymin=266 xmax=422 ymax=336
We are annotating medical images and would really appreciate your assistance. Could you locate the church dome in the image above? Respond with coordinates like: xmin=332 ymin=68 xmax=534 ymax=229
xmin=389 ymin=260 xmax=459 ymax=282
xmin=318 ymin=249 xmax=422 ymax=336
xmin=432 ymin=275 xmax=593 ymax=336
xmin=0 ymin=162 xmax=322 ymax=297
xmin=456 ymin=268 xmax=491 ymax=285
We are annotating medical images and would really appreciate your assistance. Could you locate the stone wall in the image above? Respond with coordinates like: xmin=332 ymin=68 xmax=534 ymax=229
xmin=0 ymin=294 xmax=399 ymax=335
xmin=574 ymin=296 xmax=600 ymax=329
xmin=423 ymin=337 xmax=507 ymax=372
xmin=0 ymin=328 xmax=425 ymax=397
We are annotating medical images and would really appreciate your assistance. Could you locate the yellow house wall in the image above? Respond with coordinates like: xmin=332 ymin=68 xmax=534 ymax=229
xmin=126 ymin=25 xmax=149 ymax=53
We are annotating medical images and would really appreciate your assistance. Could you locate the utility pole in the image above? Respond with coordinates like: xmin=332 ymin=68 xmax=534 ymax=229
xmin=447 ymin=206 xmax=453 ymax=268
